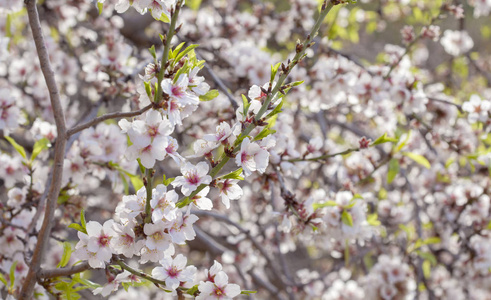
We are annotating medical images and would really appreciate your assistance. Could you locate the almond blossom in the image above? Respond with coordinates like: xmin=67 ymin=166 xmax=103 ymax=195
xmin=151 ymin=254 xmax=197 ymax=290
xmin=196 ymin=271 xmax=241 ymax=300
xmin=235 ymin=137 xmax=270 ymax=177
xmin=74 ymin=220 xmax=115 ymax=268
xmin=216 ymin=179 xmax=243 ymax=209
xmin=172 ymin=162 xmax=212 ymax=196
xmin=119 ymin=110 xmax=174 ymax=168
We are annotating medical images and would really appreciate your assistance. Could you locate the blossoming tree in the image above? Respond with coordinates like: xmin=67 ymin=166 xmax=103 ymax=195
xmin=1 ymin=0 xmax=491 ymax=299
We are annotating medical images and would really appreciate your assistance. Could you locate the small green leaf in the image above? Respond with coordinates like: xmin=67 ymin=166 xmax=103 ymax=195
xmin=422 ymin=260 xmax=431 ymax=278
xmin=367 ymin=213 xmax=381 ymax=226
xmin=270 ymin=62 xmax=281 ymax=82
xmin=175 ymin=44 xmax=199 ymax=64
xmin=199 ymin=89 xmax=219 ymax=102
xmin=387 ymin=158 xmax=399 ymax=184
xmin=6 ymin=14 xmax=12 ymax=38
xmin=68 ymin=223 xmax=86 ymax=234
xmin=163 ymin=176 xmax=175 ymax=186
xmin=289 ymin=80 xmax=305 ymax=87
xmin=31 ymin=138 xmax=51 ymax=161
xmin=253 ymin=128 xmax=276 ymax=141
xmin=241 ymin=94 xmax=250 ymax=117
xmin=4 ymin=136 xmax=27 ymax=159
xmin=148 ymin=45 xmax=156 ymax=60
xmin=313 ymin=200 xmax=338 ymax=209
xmin=186 ymin=0 xmax=202 ymax=10
xmin=80 ymin=209 xmax=86 ymax=230
xmin=341 ymin=210 xmax=354 ymax=227
xmin=57 ymin=242 xmax=73 ymax=268
xmin=416 ymin=251 xmax=437 ymax=265
xmin=97 ymin=1 xmax=103 ymax=15
xmin=158 ymin=12 xmax=170 ymax=23
xmin=187 ymin=284 xmax=199 ymax=295
xmin=371 ymin=133 xmax=398 ymax=146
xmin=423 ymin=237 xmax=441 ymax=245
xmin=129 ymin=174 xmax=144 ymax=191
xmin=265 ymin=100 xmax=283 ymax=118
xmin=395 ymin=131 xmax=411 ymax=152
xmin=403 ymin=152 xmax=431 ymax=169
xmin=241 ymin=290 xmax=257 ymax=295
xmin=9 ymin=261 xmax=17 ymax=289
xmin=0 ymin=273 xmax=7 ymax=286
xmin=221 ymin=168 xmax=244 ymax=180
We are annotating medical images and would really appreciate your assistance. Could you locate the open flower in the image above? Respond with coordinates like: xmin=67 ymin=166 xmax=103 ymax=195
xmin=151 ymin=254 xmax=197 ymax=290
xmin=235 ymin=137 xmax=270 ymax=177
xmin=172 ymin=162 xmax=212 ymax=196
xmin=196 ymin=271 xmax=241 ymax=300
xmin=74 ymin=220 xmax=115 ymax=268
xmin=216 ymin=179 xmax=243 ymax=209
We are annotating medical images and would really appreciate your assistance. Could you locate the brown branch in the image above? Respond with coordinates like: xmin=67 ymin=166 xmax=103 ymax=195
xmin=66 ymin=104 xmax=153 ymax=137
xmin=20 ymin=0 xmax=68 ymax=298
xmin=39 ymin=262 xmax=90 ymax=279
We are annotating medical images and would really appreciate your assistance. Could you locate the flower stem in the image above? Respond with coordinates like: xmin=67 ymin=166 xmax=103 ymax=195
xmin=144 ymin=168 xmax=153 ymax=223
xmin=155 ymin=0 xmax=183 ymax=104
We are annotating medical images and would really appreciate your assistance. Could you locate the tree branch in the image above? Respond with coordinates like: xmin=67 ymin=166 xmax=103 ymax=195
xmin=20 ymin=0 xmax=68 ymax=297
xmin=39 ymin=262 xmax=90 ymax=279
xmin=66 ymin=104 xmax=153 ymax=137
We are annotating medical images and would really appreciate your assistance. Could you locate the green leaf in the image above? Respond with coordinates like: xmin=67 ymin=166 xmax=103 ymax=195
xmin=423 ymin=237 xmax=441 ymax=245
xmin=387 ymin=158 xmax=399 ymax=184
xmin=422 ymin=260 xmax=431 ymax=278
xmin=221 ymin=168 xmax=244 ymax=180
xmin=265 ymin=100 xmax=283 ymax=118
xmin=187 ymin=284 xmax=199 ymax=295
xmin=341 ymin=210 xmax=354 ymax=227
xmin=158 ymin=12 xmax=170 ymax=23
xmin=163 ymin=174 xmax=175 ymax=186
xmin=0 ymin=273 xmax=7 ymax=286
xmin=6 ymin=14 xmax=12 ymax=38
xmin=270 ymin=62 xmax=281 ymax=82
xmin=68 ymin=223 xmax=86 ymax=234
xmin=31 ymin=138 xmax=51 ymax=161
xmin=395 ymin=131 xmax=411 ymax=152
xmin=416 ymin=251 xmax=437 ymax=265
xmin=241 ymin=94 xmax=250 ymax=117
xmin=290 ymin=80 xmax=305 ymax=87
xmin=4 ymin=136 xmax=27 ymax=159
xmin=186 ymin=0 xmax=202 ymax=10
xmin=241 ymin=290 xmax=257 ymax=295
xmin=174 ymin=44 xmax=199 ymax=64
xmin=129 ymin=174 xmax=144 ymax=191
xmin=313 ymin=200 xmax=338 ymax=210
xmin=403 ymin=152 xmax=431 ymax=169
xmin=253 ymin=128 xmax=276 ymax=141
xmin=97 ymin=1 xmax=103 ymax=15
xmin=371 ymin=133 xmax=398 ymax=146
xmin=9 ymin=261 xmax=17 ymax=289
xmin=80 ymin=209 xmax=86 ymax=230
xmin=72 ymin=276 xmax=101 ymax=289
xmin=367 ymin=213 xmax=381 ymax=226
xmin=57 ymin=242 xmax=72 ymax=268
xmin=148 ymin=45 xmax=156 ymax=60
xmin=199 ymin=89 xmax=219 ymax=102
xmin=170 ymin=42 xmax=186 ymax=59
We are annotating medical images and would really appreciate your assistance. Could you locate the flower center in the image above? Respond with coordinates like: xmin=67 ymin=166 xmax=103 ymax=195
xmin=98 ymin=234 xmax=110 ymax=247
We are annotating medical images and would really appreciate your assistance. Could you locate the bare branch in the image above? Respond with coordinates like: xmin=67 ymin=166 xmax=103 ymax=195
xmin=20 ymin=0 xmax=68 ymax=297
xmin=39 ymin=262 xmax=90 ymax=279
xmin=66 ymin=104 xmax=153 ymax=137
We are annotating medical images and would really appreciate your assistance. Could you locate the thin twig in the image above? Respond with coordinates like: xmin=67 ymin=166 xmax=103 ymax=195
xmin=66 ymin=104 xmax=153 ymax=137
xmin=39 ymin=262 xmax=90 ymax=279
xmin=20 ymin=0 xmax=68 ymax=297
